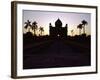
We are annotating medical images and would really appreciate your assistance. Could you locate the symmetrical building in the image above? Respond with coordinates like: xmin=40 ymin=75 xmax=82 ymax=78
xmin=49 ymin=19 xmax=68 ymax=37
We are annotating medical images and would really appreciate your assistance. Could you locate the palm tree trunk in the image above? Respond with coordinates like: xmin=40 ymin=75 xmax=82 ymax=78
xmin=28 ymin=27 xmax=30 ymax=32
xmin=83 ymin=25 xmax=85 ymax=34
xmin=33 ymin=29 xmax=35 ymax=35
xmin=41 ymin=31 xmax=42 ymax=36
xmin=79 ymin=29 xmax=81 ymax=35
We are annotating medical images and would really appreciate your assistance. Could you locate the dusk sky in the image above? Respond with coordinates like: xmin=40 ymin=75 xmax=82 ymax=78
xmin=23 ymin=10 xmax=91 ymax=36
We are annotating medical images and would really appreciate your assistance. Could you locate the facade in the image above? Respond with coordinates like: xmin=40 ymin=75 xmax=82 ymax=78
xmin=49 ymin=19 xmax=68 ymax=37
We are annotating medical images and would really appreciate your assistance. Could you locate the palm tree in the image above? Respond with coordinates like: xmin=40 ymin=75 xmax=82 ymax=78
xmin=39 ymin=26 xmax=44 ymax=36
xmin=81 ymin=20 xmax=88 ymax=34
xmin=77 ymin=24 xmax=83 ymax=35
xmin=31 ymin=21 xmax=38 ymax=36
xmin=24 ymin=20 xmax=31 ymax=32
xmin=71 ymin=30 xmax=74 ymax=36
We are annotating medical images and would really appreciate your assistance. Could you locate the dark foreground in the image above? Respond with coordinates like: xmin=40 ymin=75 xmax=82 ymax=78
xmin=23 ymin=36 xmax=91 ymax=69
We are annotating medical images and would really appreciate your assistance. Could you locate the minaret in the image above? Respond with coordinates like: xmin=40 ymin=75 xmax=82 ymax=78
xmin=65 ymin=24 xmax=68 ymax=36
xmin=49 ymin=23 xmax=52 ymax=36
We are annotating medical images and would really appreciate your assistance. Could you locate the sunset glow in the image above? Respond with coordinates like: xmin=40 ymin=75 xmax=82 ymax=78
xmin=23 ymin=10 xmax=91 ymax=36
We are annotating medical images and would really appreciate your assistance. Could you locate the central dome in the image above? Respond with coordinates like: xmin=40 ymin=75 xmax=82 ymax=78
xmin=55 ymin=18 xmax=62 ymax=27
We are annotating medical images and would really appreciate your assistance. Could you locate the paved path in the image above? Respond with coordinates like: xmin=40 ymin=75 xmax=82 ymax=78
xmin=23 ymin=40 xmax=90 ymax=69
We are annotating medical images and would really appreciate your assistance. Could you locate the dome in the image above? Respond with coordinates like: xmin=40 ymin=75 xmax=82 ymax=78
xmin=55 ymin=18 xmax=62 ymax=27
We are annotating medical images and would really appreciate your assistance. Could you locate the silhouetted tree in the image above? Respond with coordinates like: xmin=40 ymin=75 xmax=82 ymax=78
xmin=77 ymin=24 xmax=83 ymax=35
xmin=81 ymin=20 xmax=88 ymax=34
xmin=24 ymin=20 xmax=31 ymax=32
xmin=71 ymin=30 xmax=74 ymax=36
xmin=39 ymin=26 xmax=44 ymax=36
xmin=31 ymin=21 xmax=38 ymax=36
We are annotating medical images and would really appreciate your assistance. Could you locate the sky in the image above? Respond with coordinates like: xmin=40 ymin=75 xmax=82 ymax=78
xmin=23 ymin=10 xmax=91 ymax=36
